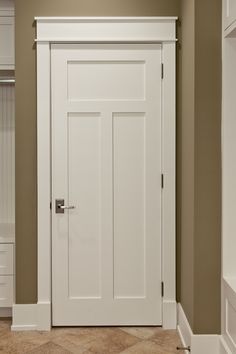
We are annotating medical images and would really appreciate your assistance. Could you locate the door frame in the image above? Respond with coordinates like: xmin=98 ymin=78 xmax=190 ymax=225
xmin=35 ymin=17 xmax=177 ymax=330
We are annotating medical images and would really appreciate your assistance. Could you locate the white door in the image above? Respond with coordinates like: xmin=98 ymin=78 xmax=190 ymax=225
xmin=51 ymin=44 xmax=162 ymax=326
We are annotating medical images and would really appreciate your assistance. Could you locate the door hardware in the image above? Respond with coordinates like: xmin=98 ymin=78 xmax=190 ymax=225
xmin=176 ymin=346 xmax=191 ymax=352
xmin=55 ymin=199 xmax=75 ymax=214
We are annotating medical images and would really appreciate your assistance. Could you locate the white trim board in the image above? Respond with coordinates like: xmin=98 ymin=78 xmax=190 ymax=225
xmin=35 ymin=17 xmax=177 ymax=43
xmin=11 ymin=303 xmax=51 ymax=331
xmin=220 ymin=337 xmax=234 ymax=354
xmin=177 ymin=303 xmax=231 ymax=354
xmin=31 ymin=16 xmax=177 ymax=330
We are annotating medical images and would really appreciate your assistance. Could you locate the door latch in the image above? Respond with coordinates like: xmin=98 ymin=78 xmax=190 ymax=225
xmin=55 ymin=199 xmax=76 ymax=214
xmin=177 ymin=346 xmax=191 ymax=352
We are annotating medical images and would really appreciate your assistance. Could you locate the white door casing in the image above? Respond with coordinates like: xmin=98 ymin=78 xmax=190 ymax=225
xmin=34 ymin=17 xmax=176 ymax=330
xmin=51 ymin=44 xmax=162 ymax=325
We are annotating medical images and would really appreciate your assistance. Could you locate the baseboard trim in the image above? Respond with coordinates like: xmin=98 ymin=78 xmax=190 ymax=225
xmin=162 ymin=299 xmax=177 ymax=329
xmin=220 ymin=337 xmax=233 ymax=354
xmin=177 ymin=303 xmax=221 ymax=354
xmin=0 ymin=307 xmax=12 ymax=318
xmin=11 ymin=300 xmax=176 ymax=331
xmin=11 ymin=302 xmax=51 ymax=331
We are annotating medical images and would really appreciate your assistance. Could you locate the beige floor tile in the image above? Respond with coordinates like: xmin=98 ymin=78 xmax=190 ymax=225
xmin=150 ymin=329 xmax=184 ymax=353
xmin=0 ymin=320 xmax=184 ymax=354
xmin=53 ymin=327 xmax=113 ymax=347
xmin=27 ymin=341 xmax=72 ymax=354
xmin=81 ymin=328 xmax=140 ymax=354
xmin=0 ymin=336 xmax=38 ymax=354
xmin=54 ymin=337 xmax=91 ymax=354
xmin=118 ymin=340 xmax=171 ymax=354
xmin=0 ymin=320 xmax=11 ymax=337
xmin=119 ymin=326 xmax=162 ymax=340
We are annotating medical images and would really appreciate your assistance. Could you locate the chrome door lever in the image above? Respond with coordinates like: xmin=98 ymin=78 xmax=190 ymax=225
xmin=55 ymin=199 xmax=75 ymax=214
xmin=59 ymin=205 xmax=76 ymax=210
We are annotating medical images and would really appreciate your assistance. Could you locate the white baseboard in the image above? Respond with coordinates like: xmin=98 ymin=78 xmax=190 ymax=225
xmin=11 ymin=300 xmax=175 ymax=331
xmin=11 ymin=304 xmax=37 ymax=331
xmin=11 ymin=302 xmax=51 ymax=331
xmin=37 ymin=302 xmax=51 ymax=330
xmin=220 ymin=337 xmax=233 ymax=354
xmin=177 ymin=303 xmax=221 ymax=354
xmin=162 ymin=300 xmax=177 ymax=329
xmin=0 ymin=307 xmax=12 ymax=318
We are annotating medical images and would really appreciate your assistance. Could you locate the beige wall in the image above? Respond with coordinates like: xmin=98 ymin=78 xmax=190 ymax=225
xmin=15 ymin=0 xmax=222 ymax=334
xmin=194 ymin=0 xmax=221 ymax=334
xmin=15 ymin=0 xmax=180 ymax=304
xmin=179 ymin=0 xmax=222 ymax=334
xmin=178 ymin=0 xmax=195 ymax=329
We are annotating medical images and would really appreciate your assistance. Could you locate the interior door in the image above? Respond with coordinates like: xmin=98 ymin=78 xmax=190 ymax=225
xmin=51 ymin=44 xmax=162 ymax=326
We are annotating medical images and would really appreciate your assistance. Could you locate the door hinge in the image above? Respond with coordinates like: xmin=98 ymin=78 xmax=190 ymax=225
xmin=161 ymin=174 xmax=164 ymax=189
xmin=161 ymin=63 xmax=164 ymax=79
xmin=50 ymin=202 xmax=52 ymax=210
xmin=161 ymin=282 xmax=164 ymax=297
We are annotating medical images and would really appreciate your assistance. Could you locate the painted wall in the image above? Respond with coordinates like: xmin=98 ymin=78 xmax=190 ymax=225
xmin=178 ymin=0 xmax=195 ymax=329
xmin=15 ymin=0 xmax=180 ymax=304
xmin=194 ymin=0 xmax=221 ymax=334
xmin=179 ymin=0 xmax=222 ymax=334
xmin=15 ymin=0 xmax=222 ymax=335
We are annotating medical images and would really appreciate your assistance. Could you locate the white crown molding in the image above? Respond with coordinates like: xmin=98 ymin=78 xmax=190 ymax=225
xmin=35 ymin=16 xmax=178 ymax=21
xmin=35 ymin=16 xmax=177 ymax=43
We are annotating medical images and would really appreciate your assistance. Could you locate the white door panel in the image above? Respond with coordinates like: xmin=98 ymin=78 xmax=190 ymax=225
xmin=51 ymin=44 xmax=162 ymax=325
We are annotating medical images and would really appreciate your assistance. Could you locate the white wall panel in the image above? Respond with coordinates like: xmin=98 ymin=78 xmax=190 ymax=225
xmin=0 ymin=84 xmax=15 ymax=227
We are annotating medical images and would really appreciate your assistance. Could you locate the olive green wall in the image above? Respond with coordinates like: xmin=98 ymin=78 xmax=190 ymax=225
xmin=15 ymin=0 xmax=180 ymax=304
xmin=179 ymin=0 xmax=221 ymax=334
xmin=15 ymin=0 xmax=221 ymax=335
xmin=194 ymin=0 xmax=221 ymax=334
xmin=178 ymin=0 xmax=195 ymax=329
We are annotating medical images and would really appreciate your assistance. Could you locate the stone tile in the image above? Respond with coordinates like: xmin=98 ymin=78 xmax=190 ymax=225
xmin=0 ymin=330 xmax=54 ymax=354
xmin=119 ymin=326 xmax=162 ymax=340
xmin=81 ymin=328 xmax=140 ymax=354
xmin=118 ymin=340 xmax=171 ymax=354
xmin=9 ymin=330 xmax=53 ymax=346
xmin=53 ymin=327 xmax=112 ymax=347
xmin=0 ymin=320 xmax=11 ymax=337
xmin=0 ymin=320 xmax=184 ymax=354
xmin=27 ymin=341 xmax=72 ymax=354
xmin=150 ymin=329 xmax=184 ymax=353
xmin=0 ymin=336 xmax=38 ymax=354
xmin=53 ymin=337 xmax=91 ymax=354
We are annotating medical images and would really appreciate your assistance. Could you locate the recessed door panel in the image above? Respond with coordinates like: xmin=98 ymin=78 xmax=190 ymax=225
xmin=67 ymin=61 xmax=145 ymax=101
xmin=113 ymin=113 xmax=146 ymax=299
xmin=68 ymin=113 xmax=102 ymax=299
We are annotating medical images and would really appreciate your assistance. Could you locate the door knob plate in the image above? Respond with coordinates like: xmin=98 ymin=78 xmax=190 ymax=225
xmin=55 ymin=199 xmax=65 ymax=214
xmin=55 ymin=199 xmax=76 ymax=214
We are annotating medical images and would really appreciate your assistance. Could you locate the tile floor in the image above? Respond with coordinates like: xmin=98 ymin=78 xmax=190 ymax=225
xmin=0 ymin=319 xmax=185 ymax=354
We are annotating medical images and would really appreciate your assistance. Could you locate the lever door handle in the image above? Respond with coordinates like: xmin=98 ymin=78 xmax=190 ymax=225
xmin=58 ymin=205 xmax=75 ymax=210
xmin=55 ymin=199 xmax=76 ymax=214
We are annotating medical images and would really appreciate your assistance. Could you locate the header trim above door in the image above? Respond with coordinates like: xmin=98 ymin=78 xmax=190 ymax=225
xmin=35 ymin=16 xmax=177 ymax=43
xmin=33 ymin=17 xmax=176 ymax=331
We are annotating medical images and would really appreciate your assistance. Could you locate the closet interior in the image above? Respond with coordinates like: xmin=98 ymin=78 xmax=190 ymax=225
xmin=0 ymin=0 xmax=15 ymax=316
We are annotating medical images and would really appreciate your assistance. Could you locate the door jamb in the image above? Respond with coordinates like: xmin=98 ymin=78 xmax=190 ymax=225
xmin=34 ymin=17 xmax=177 ymax=330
